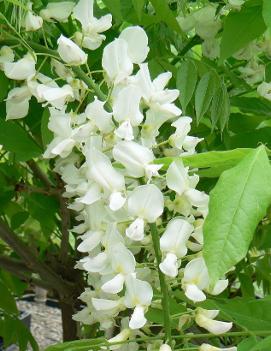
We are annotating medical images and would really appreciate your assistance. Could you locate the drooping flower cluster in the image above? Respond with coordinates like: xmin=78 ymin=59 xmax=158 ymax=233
xmin=0 ymin=1 xmax=236 ymax=350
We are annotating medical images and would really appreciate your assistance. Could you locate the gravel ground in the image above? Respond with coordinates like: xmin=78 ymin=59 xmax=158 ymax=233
xmin=16 ymin=299 xmax=62 ymax=350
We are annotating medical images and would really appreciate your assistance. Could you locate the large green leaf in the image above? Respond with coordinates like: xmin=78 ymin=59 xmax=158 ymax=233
xmin=155 ymin=148 xmax=252 ymax=177
xmin=195 ymin=71 xmax=219 ymax=124
xmin=176 ymin=60 xmax=198 ymax=112
xmin=250 ymin=336 xmax=271 ymax=351
xmin=203 ymin=146 xmax=271 ymax=284
xmin=0 ymin=119 xmax=42 ymax=161
xmin=231 ymin=97 xmax=271 ymax=117
xmin=220 ymin=2 xmax=266 ymax=60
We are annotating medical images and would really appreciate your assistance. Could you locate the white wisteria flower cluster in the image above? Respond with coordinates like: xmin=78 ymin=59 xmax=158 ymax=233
xmin=0 ymin=1 xmax=236 ymax=350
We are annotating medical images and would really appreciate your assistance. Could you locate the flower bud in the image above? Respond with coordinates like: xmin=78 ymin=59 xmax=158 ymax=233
xmin=159 ymin=344 xmax=172 ymax=351
xmin=24 ymin=2 xmax=43 ymax=31
xmin=57 ymin=35 xmax=87 ymax=66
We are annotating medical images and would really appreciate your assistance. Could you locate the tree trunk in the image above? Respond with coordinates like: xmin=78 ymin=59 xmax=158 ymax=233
xmin=59 ymin=300 xmax=78 ymax=341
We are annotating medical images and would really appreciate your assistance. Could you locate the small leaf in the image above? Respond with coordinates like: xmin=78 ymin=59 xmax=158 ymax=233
xmin=195 ymin=71 xmax=219 ymax=124
xmin=263 ymin=0 xmax=271 ymax=30
xmin=211 ymin=82 xmax=230 ymax=131
xmin=220 ymin=3 xmax=266 ymax=60
xmin=150 ymin=0 xmax=183 ymax=34
xmin=265 ymin=62 xmax=271 ymax=82
xmin=0 ymin=71 xmax=9 ymax=102
xmin=176 ymin=60 xmax=197 ymax=112
xmin=132 ymin=0 xmax=144 ymax=21
xmin=0 ymin=280 xmax=18 ymax=315
xmin=0 ymin=119 xmax=42 ymax=161
xmin=203 ymin=146 xmax=271 ymax=284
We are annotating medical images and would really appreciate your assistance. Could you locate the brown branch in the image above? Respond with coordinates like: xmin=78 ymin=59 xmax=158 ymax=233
xmin=0 ymin=219 xmax=73 ymax=297
xmin=27 ymin=160 xmax=53 ymax=189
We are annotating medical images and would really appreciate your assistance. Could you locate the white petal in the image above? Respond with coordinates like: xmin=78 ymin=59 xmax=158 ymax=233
xmin=113 ymin=140 xmax=154 ymax=178
xmin=51 ymin=138 xmax=75 ymax=158
xmin=183 ymin=257 xmax=209 ymax=290
xmin=73 ymin=0 xmax=93 ymax=29
xmin=76 ymin=183 xmax=102 ymax=205
xmin=127 ymin=184 xmax=164 ymax=223
xmin=91 ymin=297 xmax=120 ymax=311
xmin=115 ymin=120 xmax=134 ymax=141
xmin=129 ymin=305 xmax=147 ymax=329
xmin=160 ymin=218 xmax=193 ymax=258
xmin=4 ymin=53 xmax=36 ymax=80
xmin=109 ymin=192 xmax=126 ymax=211
xmin=209 ymin=279 xmax=228 ymax=295
xmin=185 ymin=283 xmax=206 ymax=302
xmin=85 ymin=97 xmax=114 ymax=133
xmin=57 ymin=35 xmax=87 ymax=65
xmin=185 ymin=188 xmax=209 ymax=208
xmin=126 ymin=218 xmax=145 ymax=241
xmin=159 ymin=253 xmax=178 ymax=278
xmin=113 ymin=85 xmax=143 ymax=126
xmin=77 ymin=230 xmax=103 ymax=252
xmin=102 ymin=38 xmax=133 ymax=84
xmin=24 ymin=10 xmax=43 ymax=31
xmin=101 ymin=273 xmax=125 ymax=294
xmin=81 ymin=252 xmax=108 ymax=272
xmin=119 ymin=26 xmax=149 ymax=64
xmin=166 ymin=160 xmax=189 ymax=196
xmin=124 ymin=275 xmax=153 ymax=307
xmin=40 ymin=2 xmax=74 ymax=22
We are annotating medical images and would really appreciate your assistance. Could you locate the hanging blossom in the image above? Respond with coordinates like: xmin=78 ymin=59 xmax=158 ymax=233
xmin=2 ymin=4 xmax=236 ymax=350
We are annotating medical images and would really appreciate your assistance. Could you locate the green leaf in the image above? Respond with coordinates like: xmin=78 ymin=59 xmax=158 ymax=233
xmin=203 ymin=146 xmax=271 ymax=284
xmin=231 ymin=97 xmax=271 ymax=117
xmin=149 ymin=0 xmax=183 ymax=34
xmin=0 ymin=280 xmax=18 ymax=315
xmin=220 ymin=3 xmax=266 ymax=60
xmin=0 ymin=119 xmax=42 ymax=161
xmin=176 ymin=60 xmax=197 ymax=112
xmin=41 ymin=108 xmax=53 ymax=148
xmin=250 ymin=336 xmax=271 ymax=351
xmin=265 ymin=62 xmax=271 ymax=82
xmin=0 ymin=71 xmax=9 ymax=102
xmin=45 ymin=338 xmax=106 ymax=351
xmin=155 ymin=148 xmax=252 ymax=177
xmin=238 ymin=337 xmax=259 ymax=351
xmin=211 ymin=82 xmax=230 ymax=131
xmin=132 ymin=0 xmax=144 ymax=21
xmin=263 ymin=0 xmax=271 ymax=30
xmin=195 ymin=71 xmax=219 ymax=124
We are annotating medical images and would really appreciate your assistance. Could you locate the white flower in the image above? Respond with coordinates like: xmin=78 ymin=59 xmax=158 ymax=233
xmin=124 ymin=275 xmax=153 ymax=329
xmin=40 ymin=1 xmax=75 ymax=22
xmin=73 ymin=0 xmax=112 ymax=50
xmin=159 ymin=218 xmax=193 ymax=277
xmin=108 ymin=329 xmax=132 ymax=350
xmin=85 ymin=97 xmax=114 ymax=134
xmin=182 ymin=257 xmax=209 ymax=302
xmin=57 ymin=35 xmax=88 ymax=66
xmin=102 ymin=38 xmax=133 ymax=84
xmin=195 ymin=308 xmax=233 ymax=335
xmin=182 ymin=257 xmax=228 ymax=302
xmin=36 ymin=84 xmax=74 ymax=109
xmin=24 ymin=2 xmax=43 ymax=31
xmin=113 ymin=140 xmax=160 ymax=178
xmin=101 ymin=243 xmax=136 ymax=294
xmin=77 ymin=230 xmax=103 ymax=253
xmin=43 ymin=108 xmax=85 ymax=158
xmin=199 ymin=344 xmax=237 ymax=351
xmin=113 ymin=85 xmax=143 ymax=127
xmin=0 ymin=46 xmax=14 ymax=70
xmin=4 ymin=53 xmax=36 ymax=80
xmin=102 ymin=26 xmax=149 ymax=84
xmin=166 ymin=160 xmax=209 ymax=215
xmin=135 ymin=63 xmax=181 ymax=115
xmin=6 ymin=86 xmax=31 ymax=120
xmin=126 ymin=184 xmax=164 ymax=241
xmin=85 ymin=147 xmax=125 ymax=210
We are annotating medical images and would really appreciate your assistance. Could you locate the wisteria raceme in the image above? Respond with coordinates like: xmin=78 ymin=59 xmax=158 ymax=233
xmin=0 ymin=1 xmax=237 ymax=349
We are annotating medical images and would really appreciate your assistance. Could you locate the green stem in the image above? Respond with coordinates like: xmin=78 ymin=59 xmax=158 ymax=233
xmin=149 ymin=222 xmax=172 ymax=347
